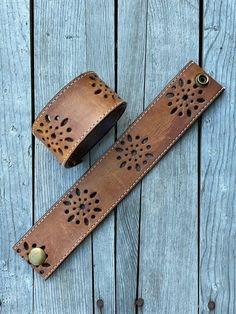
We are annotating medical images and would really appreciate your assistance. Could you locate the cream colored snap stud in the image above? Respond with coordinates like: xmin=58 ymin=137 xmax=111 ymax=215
xmin=28 ymin=247 xmax=46 ymax=266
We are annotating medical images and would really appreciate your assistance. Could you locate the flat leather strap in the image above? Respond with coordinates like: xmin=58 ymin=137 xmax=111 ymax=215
xmin=33 ymin=72 xmax=126 ymax=167
xmin=13 ymin=61 xmax=224 ymax=279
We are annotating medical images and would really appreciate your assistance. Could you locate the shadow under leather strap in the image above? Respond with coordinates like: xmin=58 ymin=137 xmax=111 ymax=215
xmin=13 ymin=61 xmax=224 ymax=279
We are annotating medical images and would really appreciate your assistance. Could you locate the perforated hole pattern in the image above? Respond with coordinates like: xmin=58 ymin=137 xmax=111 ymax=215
xmin=89 ymin=73 xmax=121 ymax=100
xmin=16 ymin=242 xmax=50 ymax=274
xmin=36 ymin=115 xmax=74 ymax=156
xmin=63 ymin=188 xmax=102 ymax=226
xmin=35 ymin=73 xmax=122 ymax=159
xmin=115 ymin=134 xmax=154 ymax=172
xmin=166 ymin=78 xmax=206 ymax=117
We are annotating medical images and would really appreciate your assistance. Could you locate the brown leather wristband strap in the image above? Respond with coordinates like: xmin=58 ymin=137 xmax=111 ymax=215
xmin=32 ymin=71 xmax=126 ymax=167
xmin=13 ymin=61 xmax=224 ymax=279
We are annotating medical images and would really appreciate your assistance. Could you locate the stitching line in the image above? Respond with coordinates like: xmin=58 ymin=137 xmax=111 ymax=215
xmin=32 ymin=71 xmax=122 ymax=164
xmin=14 ymin=61 xmax=223 ymax=279
xmin=32 ymin=72 xmax=93 ymax=132
xmin=14 ymin=61 xmax=193 ymax=260
xmin=44 ymin=85 xmax=224 ymax=279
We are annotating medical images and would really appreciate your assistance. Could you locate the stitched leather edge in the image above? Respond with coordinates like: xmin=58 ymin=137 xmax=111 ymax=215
xmin=32 ymin=71 xmax=124 ymax=165
xmin=14 ymin=61 xmax=224 ymax=279
xmin=13 ymin=61 xmax=194 ymax=255
xmin=45 ymin=86 xmax=224 ymax=279
xmin=32 ymin=71 xmax=94 ymax=133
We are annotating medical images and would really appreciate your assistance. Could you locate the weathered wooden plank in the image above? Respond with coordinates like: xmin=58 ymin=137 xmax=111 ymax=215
xmin=2 ymin=1 xmax=234 ymax=313
xmin=33 ymin=1 xmax=93 ymax=313
xmin=84 ymin=1 xmax=116 ymax=313
xmin=138 ymin=1 xmax=199 ymax=313
xmin=0 ymin=0 xmax=32 ymax=313
xmin=200 ymin=0 xmax=236 ymax=313
xmin=116 ymin=1 xmax=148 ymax=313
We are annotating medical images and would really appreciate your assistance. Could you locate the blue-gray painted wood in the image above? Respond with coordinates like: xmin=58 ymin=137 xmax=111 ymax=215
xmin=116 ymin=1 xmax=148 ymax=313
xmin=34 ymin=1 xmax=93 ymax=313
xmin=0 ymin=1 xmax=32 ymax=313
xmin=85 ymin=1 xmax=116 ymax=313
xmin=1 ymin=1 xmax=235 ymax=313
xmin=138 ymin=1 xmax=199 ymax=313
xmin=200 ymin=0 xmax=236 ymax=313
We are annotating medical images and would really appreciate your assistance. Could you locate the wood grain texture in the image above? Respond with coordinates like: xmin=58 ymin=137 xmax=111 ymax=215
xmin=34 ymin=1 xmax=93 ymax=313
xmin=85 ymin=1 xmax=116 ymax=313
xmin=116 ymin=1 xmax=148 ymax=313
xmin=200 ymin=0 xmax=236 ymax=313
xmin=0 ymin=1 xmax=32 ymax=313
xmin=1 ymin=1 xmax=235 ymax=313
xmin=138 ymin=1 xmax=199 ymax=313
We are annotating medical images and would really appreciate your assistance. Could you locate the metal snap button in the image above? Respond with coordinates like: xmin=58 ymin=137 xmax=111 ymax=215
xmin=28 ymin=247 xmax=46 ymax=266
xmin=195 ymin=72 xmax=209 ymax=87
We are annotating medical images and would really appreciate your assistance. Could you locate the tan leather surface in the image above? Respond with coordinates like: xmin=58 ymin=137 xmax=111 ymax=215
xmin=32 ymin=72 xmax=126 ymax=167
xmin=13 ymin=61 xmax=224 ymax=279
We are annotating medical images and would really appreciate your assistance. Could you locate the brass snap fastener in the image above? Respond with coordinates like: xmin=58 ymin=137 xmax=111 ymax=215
xmin=195 ymin=72 xmax=209 ymax=87
xmin=28 ymin=247 xmax=46 ymax=266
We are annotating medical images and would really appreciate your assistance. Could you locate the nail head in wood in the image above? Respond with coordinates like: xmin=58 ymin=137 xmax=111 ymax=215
xmin=135 ymin=298 xmax=144 ymax=307
xmin=96 ymin=299 xmax=104 ymax=308
xmin=208 ymin=301 xmax=215 ymax=310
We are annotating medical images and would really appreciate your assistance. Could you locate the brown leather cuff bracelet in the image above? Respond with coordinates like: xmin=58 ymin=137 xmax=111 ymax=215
xmin=32 ymin=72 xmax=126 ymax=167
xmin=13 ymin=61 xmax=224 ymax=279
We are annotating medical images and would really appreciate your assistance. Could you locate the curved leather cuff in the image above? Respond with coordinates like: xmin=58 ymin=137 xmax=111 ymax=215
xmin=32 ymin=72 xmax=126 ymax=167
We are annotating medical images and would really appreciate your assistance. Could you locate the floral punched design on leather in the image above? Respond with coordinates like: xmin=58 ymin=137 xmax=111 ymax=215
xmin=16 ymin=242 xmax=50 ymax=274
xmin=166 ymin=78 xmax=206 ymax=117
xmin=63 ymin=188 xmax=102 ymax=226
xmin=35 ymin=114 xmax=74 ymax=156
xmin=115 ymin=134 xmax=154 ymax=172
xmin=89 ymin=73 xmax=121 ymax=100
